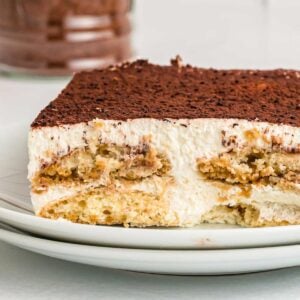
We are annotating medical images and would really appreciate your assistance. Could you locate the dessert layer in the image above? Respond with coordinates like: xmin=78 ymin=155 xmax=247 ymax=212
xmin=38 ymin=187 xmax=300 ymax=227
xmin=28 ymin=118 xmax=300 ymax=179
xmin=29 ymin=118 xmax=300 ymax=227
xmin=31 ymin=58 xmax=300 ymax=128
xmin=198 ymin=148 xmax=300 ymax=186
xmin=202 ymin=202 xmax=300 ymax=227
xmin=32 ymin=141 xmax=170 ymax=192
xmin=39 ymin=187 xmax=178 ymax=227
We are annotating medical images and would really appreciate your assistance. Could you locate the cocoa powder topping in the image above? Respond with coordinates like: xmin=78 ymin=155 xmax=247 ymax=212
xmin=32 ymin=58 xmax=300 ymax=127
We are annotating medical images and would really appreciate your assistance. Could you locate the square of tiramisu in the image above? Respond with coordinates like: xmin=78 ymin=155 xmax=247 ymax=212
xmin=28 ymin=57 xmax=300 ymax=227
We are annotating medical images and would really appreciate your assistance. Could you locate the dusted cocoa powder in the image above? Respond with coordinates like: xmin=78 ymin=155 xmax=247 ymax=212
xmin=32 ymin=58 xmax=300 ymax=127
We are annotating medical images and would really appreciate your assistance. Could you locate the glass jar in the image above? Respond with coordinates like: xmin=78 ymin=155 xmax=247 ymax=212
xmin=0 ymin=0 xmax=133 ymax=76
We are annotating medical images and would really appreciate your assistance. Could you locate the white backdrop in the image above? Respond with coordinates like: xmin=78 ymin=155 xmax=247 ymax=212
xmin=134 ymin=0 xmax=300 ymax=68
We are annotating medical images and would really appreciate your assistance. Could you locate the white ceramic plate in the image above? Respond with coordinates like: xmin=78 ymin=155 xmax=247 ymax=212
xmin=1 ymin=123 xmax=300 ymax=249
xmin=0 ymin=223 xmax=300 ymax=275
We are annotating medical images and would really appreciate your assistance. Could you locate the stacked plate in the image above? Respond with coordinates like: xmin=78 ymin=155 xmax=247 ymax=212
xmin=0 ymin=123 xmax=300 ymax=275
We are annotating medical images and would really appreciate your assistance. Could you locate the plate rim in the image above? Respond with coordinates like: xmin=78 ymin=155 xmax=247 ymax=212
xmin=0 ymin=225 xmax=300 ymax=276
xmin=1 ymin=225 xmax=300 ymax=256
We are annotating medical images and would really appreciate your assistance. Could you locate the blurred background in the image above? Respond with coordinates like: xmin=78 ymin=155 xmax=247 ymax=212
xmin=0 ymin=0 xmax=299 ymax=123
xmin=0 ymin=0 xmax=299 ymax=76
xmin=134 ymin=0 xmax=300 ymax=69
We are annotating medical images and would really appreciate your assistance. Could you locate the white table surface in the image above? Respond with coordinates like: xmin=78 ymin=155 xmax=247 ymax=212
xmin=0 ymin=0 xmax=300 ymax=299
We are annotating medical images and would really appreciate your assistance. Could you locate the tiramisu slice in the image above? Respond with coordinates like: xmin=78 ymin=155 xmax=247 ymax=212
xmin=28 ymin=57 xmax=300 ymax=227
